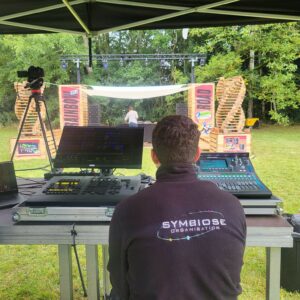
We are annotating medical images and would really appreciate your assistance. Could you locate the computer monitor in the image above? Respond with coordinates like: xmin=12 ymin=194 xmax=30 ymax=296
xmin=54 ymin=126 xmax=144 ymax=169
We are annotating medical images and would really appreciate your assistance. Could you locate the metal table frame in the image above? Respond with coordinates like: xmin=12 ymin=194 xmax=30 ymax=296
xmin=0 ymin=208 xmax=293 ymax=300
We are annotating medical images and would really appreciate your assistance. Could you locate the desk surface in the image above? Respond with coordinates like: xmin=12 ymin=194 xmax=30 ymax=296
xmin=0 ymin=207 xmax=293 ymax=247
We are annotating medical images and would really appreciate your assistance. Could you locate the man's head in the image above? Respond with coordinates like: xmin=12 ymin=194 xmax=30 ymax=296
xmin=152 ymin=115 xmax=201 ymax=166
xmin=128 ymin=105 xmax=133 ymax=111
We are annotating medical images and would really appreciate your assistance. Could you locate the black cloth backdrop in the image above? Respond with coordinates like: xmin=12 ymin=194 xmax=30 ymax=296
xmin=0 ymin=0 xmax=299 ymax=35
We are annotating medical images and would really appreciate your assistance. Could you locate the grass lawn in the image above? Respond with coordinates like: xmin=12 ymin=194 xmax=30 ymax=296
xmin=0 ymin=125 xmax=299 ymax=299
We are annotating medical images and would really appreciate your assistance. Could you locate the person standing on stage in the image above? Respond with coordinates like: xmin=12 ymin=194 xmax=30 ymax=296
xmin=108 ymin=115 xmax=246 ymax=300
xmin=124 ymin=105 xmax=138 ymax=127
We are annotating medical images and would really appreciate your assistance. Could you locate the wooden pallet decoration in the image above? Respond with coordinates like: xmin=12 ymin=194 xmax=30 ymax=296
xmin=14 ymin=81 xmax=46 ymax=136
xmin=12 ymin=82 xmax=61 ymax=160
xmin=215 ymin=76 xmax=246 ymax=133
xmin=46 ymin=129 xmax=61 ymax=158
xmin=210 ymin=76 xmax=251 ymax=153
xmin=209 ymin=128 xmax=251 ymax=153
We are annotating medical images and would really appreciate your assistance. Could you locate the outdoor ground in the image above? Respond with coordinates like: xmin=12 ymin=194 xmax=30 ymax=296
xmin=0 ymin=125 xmax=299 ymax=299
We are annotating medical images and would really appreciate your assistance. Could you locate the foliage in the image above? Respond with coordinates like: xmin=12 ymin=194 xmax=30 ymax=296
xmin=190 ymin=23 xmax=300 ymax=124
xmin=0 ymin=25 xmax=299 ymax=125
xmin=194 ymin=52 xmax=242 ymax=83
xmin=0 ymin=33 xmax=86 ymax=127
xmin=0 ymin=112 xmax=16 ymax=127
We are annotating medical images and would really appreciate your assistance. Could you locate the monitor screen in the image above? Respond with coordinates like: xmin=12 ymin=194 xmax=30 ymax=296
xmin=0 ymin=161 xmax=18 ymax=193
xmin=54 ymin=126 xmax=144 ymax=169
xmin=199 ymin=159 xmax=228 ymax=170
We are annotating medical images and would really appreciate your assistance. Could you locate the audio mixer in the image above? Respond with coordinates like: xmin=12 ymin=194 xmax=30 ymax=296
xmin=197 ymin=152 xmax=272 ymax=198
xmin=197 ymin=152 xmax=281 ymax=215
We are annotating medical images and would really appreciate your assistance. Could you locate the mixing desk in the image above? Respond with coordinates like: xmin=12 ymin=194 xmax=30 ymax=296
xmin=196 ymin=152 xmax=281 ymax=215
xmin=197 ymin=152 xmax=272 ymax=198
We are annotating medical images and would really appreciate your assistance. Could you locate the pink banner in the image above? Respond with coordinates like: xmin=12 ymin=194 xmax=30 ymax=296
xmin=59 ymin=85 xmax=80 ymax=127
xmin=192 ymin=84 xmax=215 ymax=136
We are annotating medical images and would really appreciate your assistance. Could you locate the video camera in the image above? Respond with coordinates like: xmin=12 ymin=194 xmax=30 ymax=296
xmin=17 ymin=66 xmax=44 ymax=90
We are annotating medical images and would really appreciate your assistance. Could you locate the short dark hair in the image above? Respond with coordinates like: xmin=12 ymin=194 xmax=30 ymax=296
xmin=152 ymin=115 xmax=200 ymax=165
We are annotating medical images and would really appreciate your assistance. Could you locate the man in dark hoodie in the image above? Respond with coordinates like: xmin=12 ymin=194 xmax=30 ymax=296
xmin=108 ymin=115 xmax=246 ymax=300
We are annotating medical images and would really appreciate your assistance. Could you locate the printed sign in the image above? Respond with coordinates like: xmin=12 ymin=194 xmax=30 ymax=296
xmin=157 ymin=210 xmax=227 ymax=242
xmin=17 ymin=140 xmax=40 ymax=156
xmin=189 ymin=83 xmax=215 ymax=136
xmin=59 ymin=85 xmax=80 ymax=127
xmin=224 ymin=136 xmax=247 ymax=152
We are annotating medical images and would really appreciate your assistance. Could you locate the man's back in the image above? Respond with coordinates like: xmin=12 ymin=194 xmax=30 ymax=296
xmin=108 ymin=164 xmax=246 ymax=300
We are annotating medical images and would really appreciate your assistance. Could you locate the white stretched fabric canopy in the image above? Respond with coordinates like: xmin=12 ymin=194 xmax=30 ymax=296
xmin=84 ymin=85 xmax=189 ymax=99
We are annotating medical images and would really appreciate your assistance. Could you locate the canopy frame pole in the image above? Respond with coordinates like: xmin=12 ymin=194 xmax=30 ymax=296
xmin=96 ymin=0 xmax=300 ymax=22
xmin=0 ymin=0 xmax=86 ymax=21
xmin=88 ymin=38 xmax=93 ymax=68
xmin=62 ymin=0 xmax=92 ymax=36
xmin=0 ymin=20 xmax=83 ymax=34
xmin=95 ymin=0 xmax=187 ymax=10
xmin=202 ymin=9 xmax=300 ymax=22
xmin=95 ymin=0 xmax=239 ymax=35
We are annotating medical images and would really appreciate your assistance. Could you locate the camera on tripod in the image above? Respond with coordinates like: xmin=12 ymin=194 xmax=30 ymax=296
xmin=17 ymin=66 xmax=44 ymax=90
xmin=12 ymin=65 xmax=56 ymax=172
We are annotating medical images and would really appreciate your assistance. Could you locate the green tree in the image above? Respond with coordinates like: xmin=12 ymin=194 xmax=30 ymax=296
xmin=190 ymin=23 xmax=300 ymax=124
xmin=0 ymin=33 xmax=86 ymax=126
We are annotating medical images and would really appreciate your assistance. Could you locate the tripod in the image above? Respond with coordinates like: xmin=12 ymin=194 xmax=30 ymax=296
xmin=11 ymin=89 xmax=57 ymax=173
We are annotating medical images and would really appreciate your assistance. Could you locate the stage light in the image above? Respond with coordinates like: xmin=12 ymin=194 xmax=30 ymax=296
xmin=160 ymin=60 xmax=171 ymax=69
xmin=199 ymin=57 xmax=206 ymax=66
xmin=102 ymin=59 xmax=108 ymax=69
xmin=61 ymin=60 xmax=68 ymax=70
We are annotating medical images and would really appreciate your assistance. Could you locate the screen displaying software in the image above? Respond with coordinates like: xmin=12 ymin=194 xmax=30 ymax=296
xmin=54 ymin=126 xmax=144 ymax=169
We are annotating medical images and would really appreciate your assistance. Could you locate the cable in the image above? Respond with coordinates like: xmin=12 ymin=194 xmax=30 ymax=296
xmin=15 ymin=164 xmax=50 ymax=172
xmin=71 ymin=224 xmax=88 ymax=298
xmin=16 ymin=176 xmax=46 ymax=185
xmin=44 ymin=81 xmax=60 ymax=87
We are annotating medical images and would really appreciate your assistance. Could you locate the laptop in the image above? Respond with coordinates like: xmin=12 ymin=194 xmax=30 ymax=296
xmin=0 ymin=161 xmax=23 ymax=209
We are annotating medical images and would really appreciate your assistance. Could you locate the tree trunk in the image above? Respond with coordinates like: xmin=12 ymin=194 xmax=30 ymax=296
xmin=247 ymin=49 xmax=255 ymax=118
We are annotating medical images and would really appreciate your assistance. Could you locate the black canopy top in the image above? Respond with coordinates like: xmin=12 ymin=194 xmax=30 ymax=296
xmin=0 ymin=0 xmax=299 ymax=36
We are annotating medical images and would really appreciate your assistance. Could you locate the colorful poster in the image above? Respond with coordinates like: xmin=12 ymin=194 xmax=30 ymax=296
xmin=189 ymin=83 xmax=215 ymax=136
xmin=17 ymin=140 xmax=40 ymax=156
xmin=59 ymin=85 xmax=80 ymax=127
xmin=224 ymin=136 xmax=247 ymax=152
